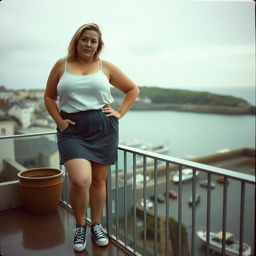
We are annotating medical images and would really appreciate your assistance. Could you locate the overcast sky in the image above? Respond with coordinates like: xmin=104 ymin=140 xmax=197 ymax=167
xmin=0 ymin=0 xmax=255 ymax=98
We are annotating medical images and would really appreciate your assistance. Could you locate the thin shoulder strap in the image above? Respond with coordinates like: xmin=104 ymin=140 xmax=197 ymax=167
xmin=64 ymin=57 xmax=67 ymax=71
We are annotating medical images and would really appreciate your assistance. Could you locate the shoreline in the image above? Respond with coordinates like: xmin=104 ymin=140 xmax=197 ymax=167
xmin=130 ymin=103 xmax=256 ymax=115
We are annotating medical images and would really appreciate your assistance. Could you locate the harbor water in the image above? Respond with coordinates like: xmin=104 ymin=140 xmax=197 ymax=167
xmin=119 ymin=110 xmax=255 ymax=158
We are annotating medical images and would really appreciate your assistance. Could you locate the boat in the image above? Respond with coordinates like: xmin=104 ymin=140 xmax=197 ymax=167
xmin=120 ymin=139 xmax=143 ymax=148
xmin=197 ymin=230 xmax=251 ymax=256
xmin=151 ymin=145 xmax=169 ymax=154
xmin=172 ymin=168 xmax=199 ymax=183
xmin=140 ymin=143 xmax=169 ymax=154
xmin=217 ymin=148 xmax=230 ymax=153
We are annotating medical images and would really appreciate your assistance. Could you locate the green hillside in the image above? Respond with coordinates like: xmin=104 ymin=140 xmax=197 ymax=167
xmin=111 ymin=86 xmax=249 ymax=107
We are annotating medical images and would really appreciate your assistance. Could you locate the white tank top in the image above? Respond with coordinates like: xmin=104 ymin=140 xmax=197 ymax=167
xmin=57 ymin=59 xmax=114 ymax=113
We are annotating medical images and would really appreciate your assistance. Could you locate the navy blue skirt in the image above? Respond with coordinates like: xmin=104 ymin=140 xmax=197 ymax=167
xmin=56 ymin=109 xmax=119 ymax=165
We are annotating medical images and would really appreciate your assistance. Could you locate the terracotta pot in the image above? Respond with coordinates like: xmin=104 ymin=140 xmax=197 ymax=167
xmin=18 ymin=168 xmax=64 ymax=215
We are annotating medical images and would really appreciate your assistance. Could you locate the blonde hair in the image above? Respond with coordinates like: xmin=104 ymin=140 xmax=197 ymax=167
xmin=67 ymin=23 xmax=104 ymax=61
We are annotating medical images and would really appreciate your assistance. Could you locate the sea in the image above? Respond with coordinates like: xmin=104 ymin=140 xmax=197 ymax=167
xmin=119 ymin=111 xmax=255 ymax=158
xmin=119 ymin=86 xmax=256 ymax=158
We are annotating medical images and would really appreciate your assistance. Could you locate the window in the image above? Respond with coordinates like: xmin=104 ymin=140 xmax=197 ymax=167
xmin=0 ymin=128 xmax=6 ymax=135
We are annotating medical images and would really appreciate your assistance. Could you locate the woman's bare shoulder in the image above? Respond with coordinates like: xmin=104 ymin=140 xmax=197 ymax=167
xmin=102 ymin=60 xmax=122 ymax=73
xmin=55 ymin=57 xmax=66 ymax=69
xmin=51 ymin=57 xmax=66 ymax=76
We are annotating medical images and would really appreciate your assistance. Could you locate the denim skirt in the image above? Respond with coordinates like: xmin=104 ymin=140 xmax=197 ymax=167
xmin=56 ymin=109 xmax=119 ymax=165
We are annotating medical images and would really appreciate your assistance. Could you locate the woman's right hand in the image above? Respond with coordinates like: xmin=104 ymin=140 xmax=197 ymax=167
xmin=58 ymin=119 xmax=76 ymax=132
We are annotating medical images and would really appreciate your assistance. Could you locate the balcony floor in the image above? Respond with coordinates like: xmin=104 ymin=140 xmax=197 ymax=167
xmin=0 ymin=206 xmax=133 ymax=256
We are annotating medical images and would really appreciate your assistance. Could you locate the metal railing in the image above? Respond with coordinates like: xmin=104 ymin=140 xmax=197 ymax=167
xmin=106 ymin=145 xmax=255 ymax=256
xmin=0 ymin=132 xmax=255 ymax=256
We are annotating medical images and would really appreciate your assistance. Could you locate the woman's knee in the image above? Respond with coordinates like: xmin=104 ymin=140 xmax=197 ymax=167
xmin=71 ymin=177 xmax=91 ymax=189
xmin=65 ymin=158 xmax=92 ymax=189
xmin=91 ymin=176 xmax=106 ymax=188
xmin=91 ymin=163 xmax=108 ymax=188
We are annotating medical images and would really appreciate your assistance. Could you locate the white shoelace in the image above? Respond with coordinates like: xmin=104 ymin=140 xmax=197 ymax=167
xmin=74 ymin=226 xmax=86 ymax=243
xmin=92 ymin=224 xmax=106 ymax=239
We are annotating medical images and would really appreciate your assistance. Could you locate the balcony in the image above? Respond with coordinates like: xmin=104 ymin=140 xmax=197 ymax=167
xmin=0 ymin=132 xmax=255 ymax=256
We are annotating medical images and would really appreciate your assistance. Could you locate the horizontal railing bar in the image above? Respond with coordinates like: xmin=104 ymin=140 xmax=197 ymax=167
xmin=1 ymin=132 xmax=255 ymax=183
xmin=118 ymin=145 xmax=255 ymax=184
xmin=0 ymin=131 xmax=56 ymax=139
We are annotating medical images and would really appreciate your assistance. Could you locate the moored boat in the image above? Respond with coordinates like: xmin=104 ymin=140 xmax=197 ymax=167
xmin=197 ymin=230 xmax=251 ymax=256
xmin=120 ymin=138 xmax=143 ymax=148
xmin=140 ymin=143 xmax=169 ymax=154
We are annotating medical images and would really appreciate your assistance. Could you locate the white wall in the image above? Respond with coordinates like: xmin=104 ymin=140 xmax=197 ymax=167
xmin=0 ymin=121 xmax=15 ymax=173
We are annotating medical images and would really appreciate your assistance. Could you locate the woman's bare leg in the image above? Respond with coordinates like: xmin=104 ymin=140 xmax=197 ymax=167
xmin=89 ymin=162 xmax=108 ymax=224
xmin=65 ymin=158 xmax=92 ymax=226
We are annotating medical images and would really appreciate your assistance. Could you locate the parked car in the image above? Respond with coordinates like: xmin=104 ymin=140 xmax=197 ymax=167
xmin=164 ymin=190 xmax=178 ymax=199
xmin=216 ymin=177 xmax=229 ymax=184
xmin=199 ymin=180 xmax=216 ymax=189
xmin=150 ymin=194 xmax=165 ymax=203
xmin=188 ymin=194 xmax=200 ymax=206
xmin=140 ymin=198 xmax=153 ymax=209
xmin=172 ymin=168 xmax=199 ymax=183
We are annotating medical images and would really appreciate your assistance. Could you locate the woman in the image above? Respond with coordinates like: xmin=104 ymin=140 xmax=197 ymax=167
xmin=44 ymin=23 xmax=139 ymax=252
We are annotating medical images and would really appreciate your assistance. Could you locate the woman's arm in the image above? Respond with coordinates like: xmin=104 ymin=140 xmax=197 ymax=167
xmin=44 ymin=59 xmax=75 ymax=131
xmin=102 ymin=61 xmax=140 ymax=118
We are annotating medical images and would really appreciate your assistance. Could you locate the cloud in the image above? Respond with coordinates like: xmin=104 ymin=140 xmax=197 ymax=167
xmin=0 ymin=0 xmax=254 ymax=91
xmin=164 ymin=44 xmax=255 ymax=61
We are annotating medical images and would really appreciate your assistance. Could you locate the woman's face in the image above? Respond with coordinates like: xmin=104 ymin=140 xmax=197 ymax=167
xmin=77 ymin=29 xmax=99 ymax=60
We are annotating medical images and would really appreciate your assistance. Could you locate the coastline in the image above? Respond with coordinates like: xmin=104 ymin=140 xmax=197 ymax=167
xmin=130 ymin=103 xmax=256 ymax=115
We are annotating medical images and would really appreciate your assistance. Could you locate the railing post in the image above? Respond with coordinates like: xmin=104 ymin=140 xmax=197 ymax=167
xmin=132 ymin=153 xmax=137 ymax=253
xmin=239 ymin=181 xmax=245 ymax=256
xmin=191 ymin=168 xmax=197 ymax=256
xmin=123 ymin=151 xmax=128 ymax=245
xmin=221 ymin=177 xmax=228 ymax=256
xmin=106 ymin=165 xmax=112 ymax=235
xmin=178 ymin=165 xmax=182 ymax=256
xmin=115 ymin=159 xmax=119 ymax=239
xmin=143 ymin=156 xmax=147 ymax=255
xmin=165 ymin=162 xmax=170 ymax=256
xmin=206 ymin=173 xmax=212 ymax=256
xmin=153 ymin=159 xmax=158 ymax=256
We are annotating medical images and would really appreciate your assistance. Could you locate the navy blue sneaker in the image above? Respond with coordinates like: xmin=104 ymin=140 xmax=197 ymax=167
xmin=91 ymin=223 xmax=109 ymax=246
xmin=73 ymin=224 xmax=87 ymax=251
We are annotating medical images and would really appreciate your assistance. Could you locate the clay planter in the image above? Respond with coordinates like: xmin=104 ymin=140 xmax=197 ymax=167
xmin=18 ymin=168 xmax=64 ymax=215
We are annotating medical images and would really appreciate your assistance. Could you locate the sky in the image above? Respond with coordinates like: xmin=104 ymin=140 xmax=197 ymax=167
xmin=0 ymin=0 xmax=255 ymax=102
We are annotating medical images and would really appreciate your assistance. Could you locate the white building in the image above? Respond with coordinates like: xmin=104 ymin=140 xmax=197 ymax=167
xmin=0 ymin=86 xmax=14 ymax=101
xmin=7 ymin=103 xmax=32 ymax=128
xmin=29 ymin=89 xmax=44 ymax=99
xmin=0 ymin=117 xmax=15 ymax=173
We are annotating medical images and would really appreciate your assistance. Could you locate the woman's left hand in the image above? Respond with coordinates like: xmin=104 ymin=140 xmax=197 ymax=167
xmin=101 ymin=104 xmax=122 ymax=119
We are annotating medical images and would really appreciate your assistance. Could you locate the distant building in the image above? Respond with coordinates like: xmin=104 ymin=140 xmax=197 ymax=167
xmin=0 ymin=117 xmax=15 ymax=173
xmin=0 ymin=86 xmax=14 ymax=101
xmin=6 ymin=103 xmax=32 ymax=128
xmin=0 ymin=117 xmax=14 ymax=136
xmin=140 ymin=97 xmax=152 ymax=104
xmin=0 ymin=109 xmax=5 ymax=117
xmin=28 ymin=89 xmax=44 ymax=100
xmin=16 ymin=90 xmax=30 ymax=100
